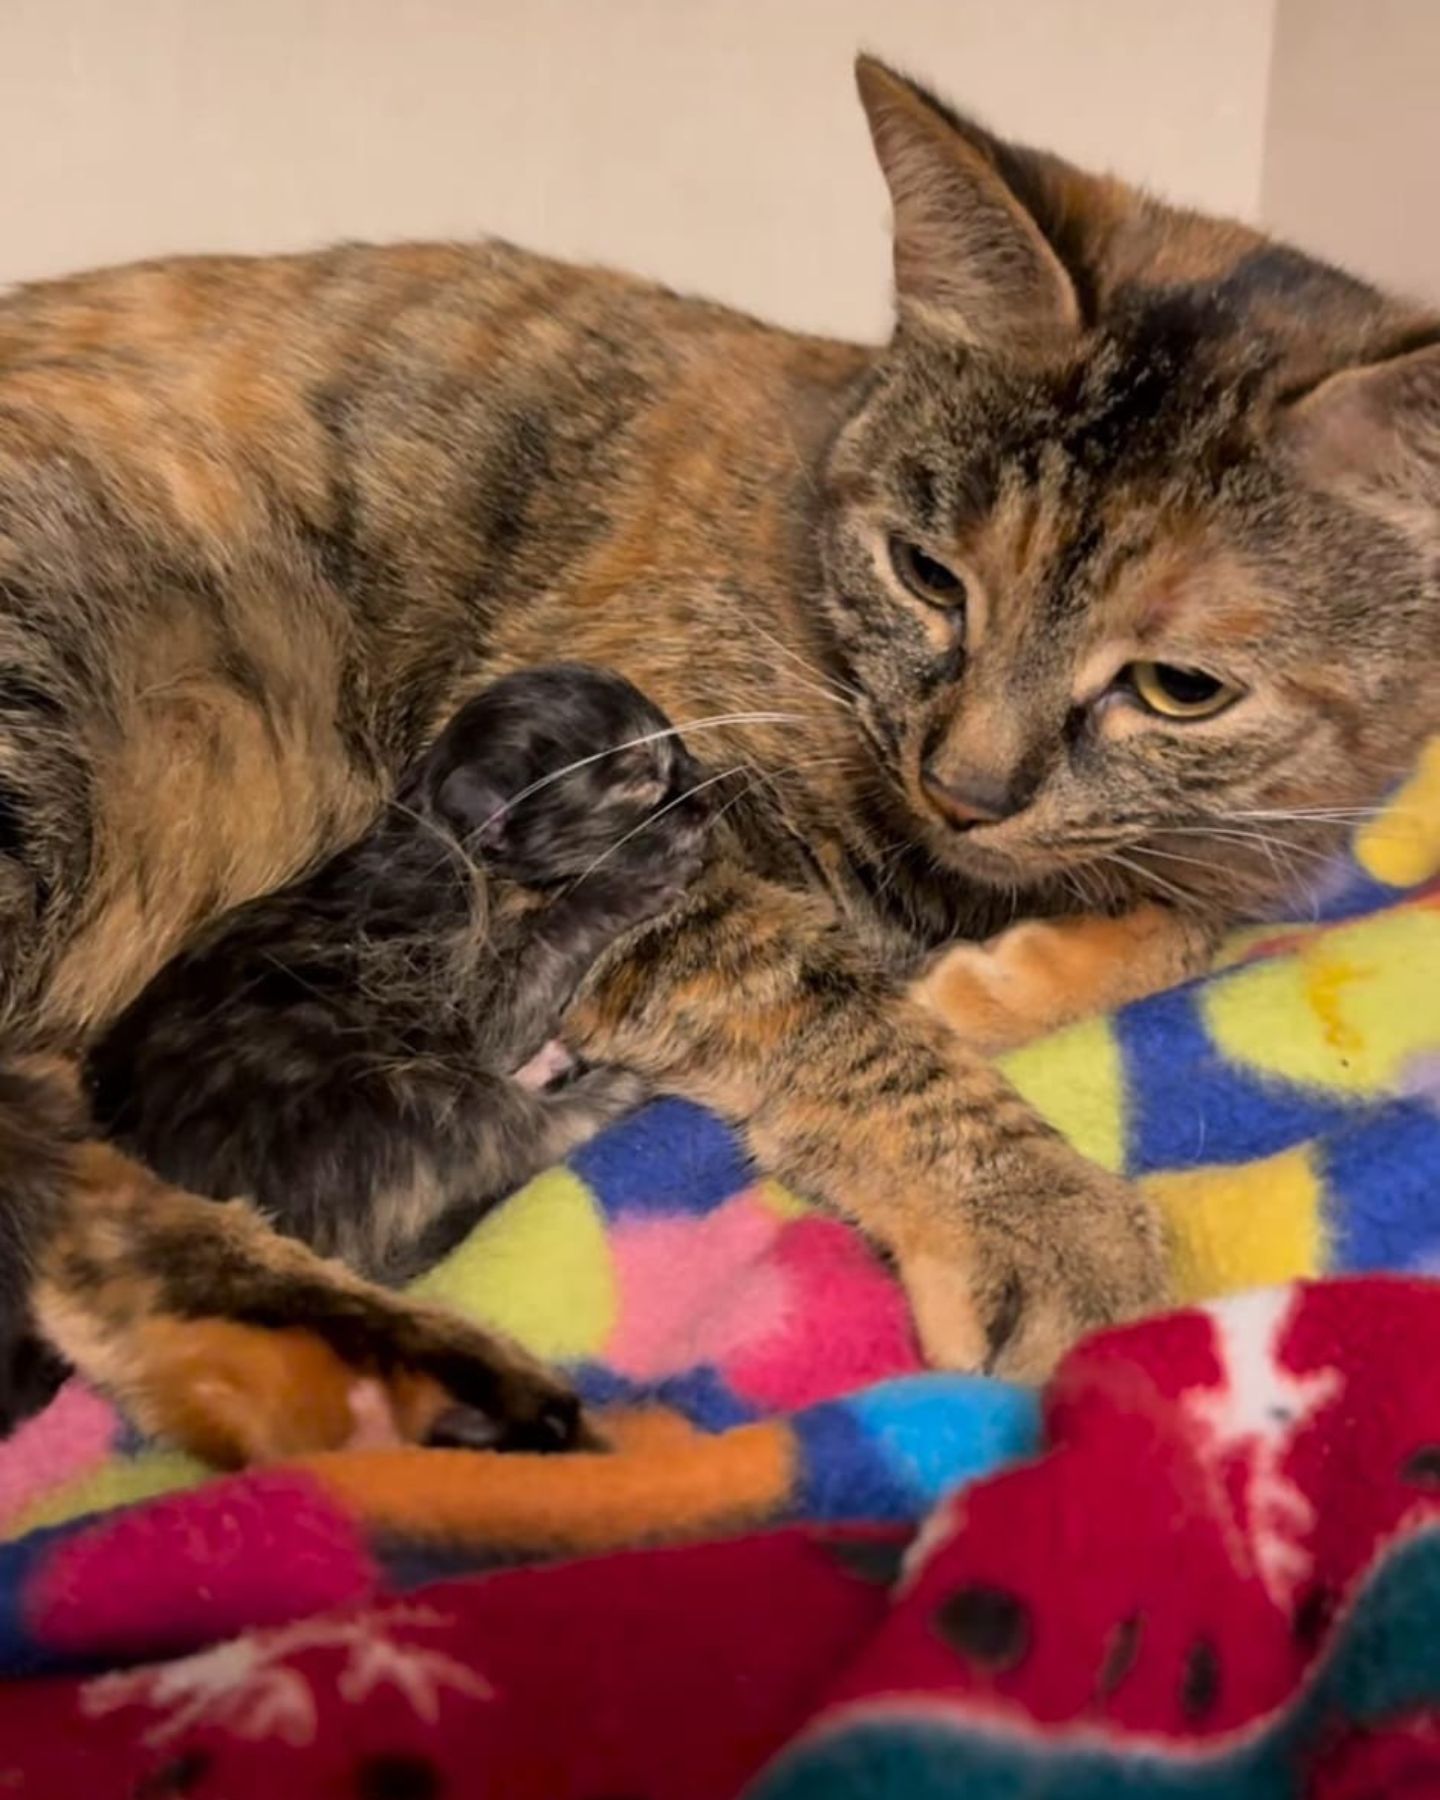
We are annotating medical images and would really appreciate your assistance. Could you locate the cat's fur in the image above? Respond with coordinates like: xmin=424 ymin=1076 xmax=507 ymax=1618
xmin=86 ymin=665 xmax=708 ymax=1290
xmin=0 ymin=57 xmax=1435 ymax=1455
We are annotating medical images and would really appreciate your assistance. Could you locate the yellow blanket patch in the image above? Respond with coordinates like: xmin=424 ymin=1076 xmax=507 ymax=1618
xmin=1203 ymin=906 xmax=1440 ymax=1097
xmin=1143 ymin=1144 xmax=1325 ymax=1304
xmin=9 ymin=1450 xmax=204 ymax=1540
xmin=1355 ymin=737 xmax=1440 ymax=889
xmin=412 ymin=1166 xmax=615 ymax=1360
xmin=1002 ymin=1015 xmax=1126 ymax=1173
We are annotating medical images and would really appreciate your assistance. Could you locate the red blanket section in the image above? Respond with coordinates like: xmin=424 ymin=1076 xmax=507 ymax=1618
xmin=3 ymin=1277 xmax=1440 ymax=1798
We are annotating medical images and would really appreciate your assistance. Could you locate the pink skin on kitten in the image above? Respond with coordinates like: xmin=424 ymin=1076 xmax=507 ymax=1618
xmin=513 ymin=1039 xmax=577 ymax=1091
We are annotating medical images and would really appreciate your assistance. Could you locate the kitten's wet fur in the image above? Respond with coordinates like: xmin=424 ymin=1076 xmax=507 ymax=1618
xmin=88 ymin=664 xmax=710 ymax=1284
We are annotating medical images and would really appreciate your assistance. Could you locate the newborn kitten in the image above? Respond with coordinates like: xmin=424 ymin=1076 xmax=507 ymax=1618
xmin=87 ymin=664 xmax=711 ymax=1283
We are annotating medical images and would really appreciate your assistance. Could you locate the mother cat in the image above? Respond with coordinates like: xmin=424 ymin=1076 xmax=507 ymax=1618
xmin=0 ymin=58 xmax=1435 ymax=1457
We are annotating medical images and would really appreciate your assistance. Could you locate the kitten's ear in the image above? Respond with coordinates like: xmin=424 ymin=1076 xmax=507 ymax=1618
xmin=855 ymin=55 xmax=1080 ymax=349
xmin=432 ymin=765 xmax=511 ymax=849
xmin=399 ymin=758 xmax=510 ymax=849
xmin=1280 ymin=339 xmax=1440 ymax=495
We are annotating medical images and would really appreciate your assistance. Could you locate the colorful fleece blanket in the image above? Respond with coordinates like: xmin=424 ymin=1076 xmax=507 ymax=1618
xmin=0 ymin=742 xmax=1436 ymax=1794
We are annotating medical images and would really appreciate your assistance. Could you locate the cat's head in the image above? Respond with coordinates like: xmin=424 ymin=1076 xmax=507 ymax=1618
xmin=819 ymin=58 xmax=1440 ymax=915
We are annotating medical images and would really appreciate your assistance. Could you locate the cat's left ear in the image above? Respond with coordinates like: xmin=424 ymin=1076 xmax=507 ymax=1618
xmin=430 ymin=765 xmax=513 ymax=849
xmin=855 ymin=55 xmax=1081 ymax=350
xmin=1280 ymin=339 xmax=1440 ymax=496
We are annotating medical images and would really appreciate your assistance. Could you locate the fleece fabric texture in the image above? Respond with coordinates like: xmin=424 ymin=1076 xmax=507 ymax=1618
xmin=3 ymin=1281 xmax=1440 ymax=1796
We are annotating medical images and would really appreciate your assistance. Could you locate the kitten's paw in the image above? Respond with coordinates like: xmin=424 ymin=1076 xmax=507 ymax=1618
xmin=514 ymin=1037 xmax=577 ymax=1091
xmin=897 ymin=1147 xmax=1171 ymax=1382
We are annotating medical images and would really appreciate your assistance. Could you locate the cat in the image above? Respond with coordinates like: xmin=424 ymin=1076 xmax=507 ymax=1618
xmin=0 ymin=54 xmax=1434 ymax=1458
xmin=85 ymin=664 xmax=708 ymax=1295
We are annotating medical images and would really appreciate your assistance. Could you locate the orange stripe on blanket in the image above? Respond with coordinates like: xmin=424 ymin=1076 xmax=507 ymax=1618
xmin=295 ymin=1407 xmax=794 ymax=1555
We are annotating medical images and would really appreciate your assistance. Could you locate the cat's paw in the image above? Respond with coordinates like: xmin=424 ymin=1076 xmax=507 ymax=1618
xmin=35 ymin=1142 xmax=601 ymax=1468
xmin=121 ymin=1301 xmax=596 ymax=1467
xmin=897 ymin=1144 xmax=1171 ymax=1382
xmin=914 ymin=906 xmax=1213 ymax=1055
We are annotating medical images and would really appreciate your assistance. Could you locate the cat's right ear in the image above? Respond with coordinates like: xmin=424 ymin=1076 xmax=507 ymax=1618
xmin=1279 ymin=338 xmax=1440 ymax=501
xmin=855 ymin=55 xmax=1080 ymax=350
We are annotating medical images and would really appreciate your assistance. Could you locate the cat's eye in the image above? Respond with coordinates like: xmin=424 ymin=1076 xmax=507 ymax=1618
xmin=1127 ymin=661 xmax=1240 ymax=720
xmin=888 ymin=535 xmax=966 ymax=611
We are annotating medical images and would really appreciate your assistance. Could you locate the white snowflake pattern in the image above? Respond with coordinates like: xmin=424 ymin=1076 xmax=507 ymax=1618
xmin=1186 ymin=1287 xmax=1342 ymax=1608
xmin=81 ymin=1604 xmax=494 ymax=1748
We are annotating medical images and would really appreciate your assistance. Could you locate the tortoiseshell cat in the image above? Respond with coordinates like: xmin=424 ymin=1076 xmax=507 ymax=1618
xmin=87 ymin=665 xmax=707 ymax=1292
xmin=0 ymin=56 xmax=1436 ymax=1457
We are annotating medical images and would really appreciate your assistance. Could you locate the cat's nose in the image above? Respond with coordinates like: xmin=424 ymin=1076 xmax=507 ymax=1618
xmin=921 ymin=761 xmax=1017 ymax=830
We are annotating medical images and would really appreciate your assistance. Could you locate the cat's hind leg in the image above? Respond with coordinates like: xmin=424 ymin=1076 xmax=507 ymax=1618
xmin=20 ymin=1062 xmax=593 ymax=1465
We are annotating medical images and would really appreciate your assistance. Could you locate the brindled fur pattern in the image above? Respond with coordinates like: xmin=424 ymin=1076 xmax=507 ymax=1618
xmin=0 ymin=56 xmax=1435 ymax=1458
xmin=85 ymin=665 xmax=708 ymax=1302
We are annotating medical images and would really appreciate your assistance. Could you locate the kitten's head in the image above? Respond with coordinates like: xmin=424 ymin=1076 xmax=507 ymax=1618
xmin=407 ymin=663 xmax=711 ymax=884
xmin=820 ymin=58 xmax=1440 ymax=915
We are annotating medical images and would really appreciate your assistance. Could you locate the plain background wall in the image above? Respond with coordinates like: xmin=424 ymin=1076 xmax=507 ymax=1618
xmin=1262 ymin=0 xmax=1440 ymax=304
xmin=1 ymin=0 xmax=1277 ymax=339
xmin=3 ymin=2 xmax=1435 ymax=334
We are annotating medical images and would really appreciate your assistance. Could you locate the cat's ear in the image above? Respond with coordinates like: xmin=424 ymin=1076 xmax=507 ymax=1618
xmin=398 ymin=757 xmax=510 ymax=850
xmin=431 ymin=766 xmax=512 ymax=849
xmin=855 ymin=55 xmax=1080 ymax=349
xmin=1280 ymin=339 xmax=1440 ymax=496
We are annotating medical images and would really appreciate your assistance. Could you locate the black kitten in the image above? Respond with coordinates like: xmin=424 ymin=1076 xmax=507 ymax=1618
xmin=87 ymin=664 xmax=711 ymax=1284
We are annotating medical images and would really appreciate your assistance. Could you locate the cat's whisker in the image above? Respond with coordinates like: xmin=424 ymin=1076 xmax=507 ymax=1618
xmin=1135 ymin=842 xmax=1281 ymax=886
xmin=384 ymin=797 xmax=492 ymax=886
xmin=745 ymin=623 xmax=865 ymax=712
xmin=566 ymin=762 xmax=752 ymax=888
xmin=479 ymin=710 xmax=810 ymax=835
xmin=872 ymin=836 xmax=915 ymax=902
xmin=1223 ymin=806 xmax=1399 ymax=822
xmin=707 ymin=753 xmax=856 ymax=830
xmin=1097 ymin=849 xmax=1196 ymax=909
xmin=1064 ymin=863 xmax=1108 ymax=912
xmin=1160 ymin=825 xmax=1339 ymax=865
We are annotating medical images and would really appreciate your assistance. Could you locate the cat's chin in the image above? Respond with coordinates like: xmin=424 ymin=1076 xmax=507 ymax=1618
xmin=917 ymin=822 xmax=1086 ymax=900
xmin=919 ymin=827 xmax=1037 ymax=891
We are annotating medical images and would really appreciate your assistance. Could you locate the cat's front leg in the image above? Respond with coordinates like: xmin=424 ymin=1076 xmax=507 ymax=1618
xmin=912 ymin=904 xmax=1220 ymax=1055
xmin=566 ymin=867 xmax=1170 ymax=1380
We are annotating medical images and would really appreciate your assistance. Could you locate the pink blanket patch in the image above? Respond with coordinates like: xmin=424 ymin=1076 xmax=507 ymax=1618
xmin=605 ymin=1195 xmax=790 ymax=1382
xmin=605 ymin=1195 xmax=920 ymax=1410
xmin=0 ymin=1381 xmax=118 ymax=1533
xmin=727 ymin=1217 xmax=922 ymax=1411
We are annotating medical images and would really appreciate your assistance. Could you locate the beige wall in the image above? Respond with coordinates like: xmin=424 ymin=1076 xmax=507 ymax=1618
xmin=3 ymin=0 xmax=1276 ymax=340
xmin=1260 ymin=0 xmax=1440 ymax=303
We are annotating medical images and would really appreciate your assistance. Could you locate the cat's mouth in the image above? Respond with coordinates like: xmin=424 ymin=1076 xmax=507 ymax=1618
xmin=909 ymin=791 xmax=1130 ymax=894
xmin=909 ymin=798 xmax=1047 ymax=887
xmin=929 ymin=829 xmax=1052 ymax=888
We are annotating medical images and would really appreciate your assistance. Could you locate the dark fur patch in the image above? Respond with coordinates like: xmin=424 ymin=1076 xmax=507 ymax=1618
xmin=88 ymin=665 xmax=708 ymax=1282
